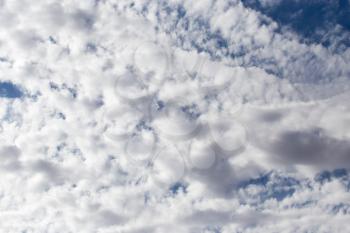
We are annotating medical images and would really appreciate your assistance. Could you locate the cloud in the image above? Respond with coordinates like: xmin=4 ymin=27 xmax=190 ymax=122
xmin=0 ymin=0 xmax=350 ymax=232
xmin=263 ymin=128 xmax=350 ymax=168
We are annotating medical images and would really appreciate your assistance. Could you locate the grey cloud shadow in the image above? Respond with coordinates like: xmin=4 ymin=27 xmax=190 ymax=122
xmin=70 ymin=9 xmax=96 ymax=31
xmin=188 ymin=156 xmax=237 ymax=198
xmin=258 ymin=110 xmax=284 ymax=123
xmin=182 ymin=209 xmax=232 ymax=225
xmin=173 ymin=124 xmax=247 ymax=198
xmin=29 ymin=160 xmax=64 ymax=182
xmin=257 ymin=128 xmax=350 ymax=169
xmin=181 ymin=209 xmax=272 ymax=229
xmin=0 ymin=145 xmax=22 ymax=171
xmin=0 ymin=145 xmax=73 ymax=188
xmin=94 ymin=209 xmax=127 ymax=227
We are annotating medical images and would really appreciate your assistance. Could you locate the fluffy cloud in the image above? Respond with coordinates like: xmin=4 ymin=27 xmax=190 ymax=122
xmin=0 ymin=0 xmax=350 ymax=232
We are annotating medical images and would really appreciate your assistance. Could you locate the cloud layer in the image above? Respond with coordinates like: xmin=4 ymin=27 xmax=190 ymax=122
xmin=0 ymin=0 xmax=350 ymax=232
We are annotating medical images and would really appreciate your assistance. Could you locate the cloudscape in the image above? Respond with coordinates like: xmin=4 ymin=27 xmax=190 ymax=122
xmin=0 ymin=0 xmax=350 ymax=232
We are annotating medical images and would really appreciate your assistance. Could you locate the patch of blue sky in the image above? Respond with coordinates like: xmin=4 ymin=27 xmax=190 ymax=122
xmin=0 ymin=82 xmax=23 ymax=99
xmin=238 ymin=169 xmax=350 ymax=206
xmin=315 ymin=169 xmax=350 ymax=191
xmin=181 ymin=104 xmax=201 ymax=119
xmin=239 ymin=171 xmax=300 ymax=188
xmin=153 ymin=2 xmax=230 ymax=58
xmin=241 ymin=0 xmax=350 ymax=49
xmin=49 ymin=82 xmax=78 ymax=99
xmin=169 ymin=181 xmax=187 ymax=195
xmin=314 ymin=168 xmax=348 ymax=184
xmin=238 ymin=171 xmax=300 ymax=203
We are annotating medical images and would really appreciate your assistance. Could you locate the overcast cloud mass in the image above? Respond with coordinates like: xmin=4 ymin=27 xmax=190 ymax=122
xmin=0 ymin=0 xmax=350 ymax=232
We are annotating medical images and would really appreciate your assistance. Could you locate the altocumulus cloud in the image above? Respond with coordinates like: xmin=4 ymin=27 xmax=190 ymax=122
xmin=0 ymin=0 xmax=350 ymax=232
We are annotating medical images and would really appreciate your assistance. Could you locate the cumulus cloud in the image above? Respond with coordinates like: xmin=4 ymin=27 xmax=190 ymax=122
xmin=0 ymin=0 xmax=350 ymax=232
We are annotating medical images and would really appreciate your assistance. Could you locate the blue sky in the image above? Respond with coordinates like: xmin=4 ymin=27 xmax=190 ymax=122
xmin=242 ymin=0 xmax=350 ymax=48
xmin=0 ymin=81 xmax=22 ymax=98
xmin=0 ymin=0 xmax=350 ymax=232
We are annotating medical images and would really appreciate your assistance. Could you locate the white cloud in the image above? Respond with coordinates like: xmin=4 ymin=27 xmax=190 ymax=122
xmin=0 ymin=0 xmax=349 ymax=232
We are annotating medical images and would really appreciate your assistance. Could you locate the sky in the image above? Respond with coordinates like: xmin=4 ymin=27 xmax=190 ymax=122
xmin=0 ymin=0 xmax=350 ymax=232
